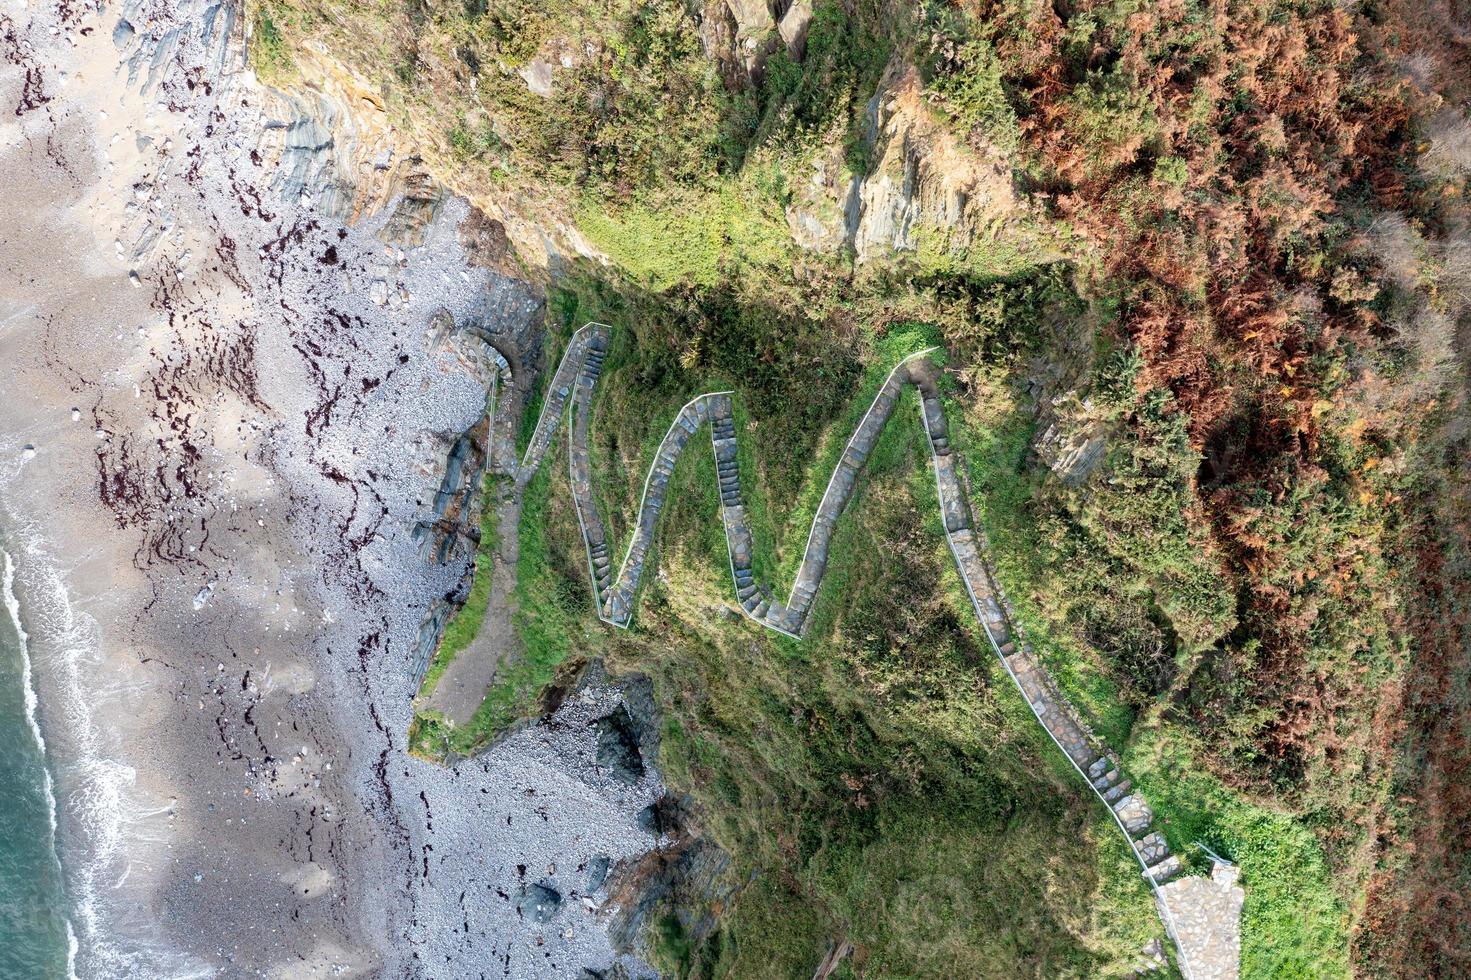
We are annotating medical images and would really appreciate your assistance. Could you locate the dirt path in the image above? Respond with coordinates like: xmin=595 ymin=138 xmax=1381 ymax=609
xmin=423 ymin=491 xmax=523 ymax=725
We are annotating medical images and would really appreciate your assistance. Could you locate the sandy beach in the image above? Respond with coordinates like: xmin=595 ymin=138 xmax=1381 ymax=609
xmin=0 ymin=1 xmax=661 ymax=976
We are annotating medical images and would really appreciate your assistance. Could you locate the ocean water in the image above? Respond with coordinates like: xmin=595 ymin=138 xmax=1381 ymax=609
xmin=0 ymin=543 xmax=73 ymax=979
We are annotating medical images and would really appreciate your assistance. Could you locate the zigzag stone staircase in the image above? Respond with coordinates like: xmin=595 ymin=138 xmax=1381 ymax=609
xmin=506 ymin=323 xmax=1242 ymax=978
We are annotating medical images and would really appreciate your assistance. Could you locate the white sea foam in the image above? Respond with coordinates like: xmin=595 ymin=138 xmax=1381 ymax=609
xmin=4 ymin=547 xmax=57 ymax=834
xmin=1 ymin=520 xmax=208 ymax=979
xmin=2 ymin=545 xmax=78 ymax=980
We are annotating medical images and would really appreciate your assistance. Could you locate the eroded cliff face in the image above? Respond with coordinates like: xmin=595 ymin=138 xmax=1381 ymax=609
xmin=784 ymin=64 xmax=1023 ymax=263
xmin=245 ymin=41 xmax=552 ymax=602
xmin=250 ymin=33 xmax=606 ymax=279
xmin=255 ymin=43 xmax=402 ymax=225
xmin=246 ymin=6 xmax=1030 ymax=282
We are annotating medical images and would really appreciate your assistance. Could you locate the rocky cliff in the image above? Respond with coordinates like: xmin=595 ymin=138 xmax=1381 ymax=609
xmin=784 ymin=63 xmax=1023 ymax=263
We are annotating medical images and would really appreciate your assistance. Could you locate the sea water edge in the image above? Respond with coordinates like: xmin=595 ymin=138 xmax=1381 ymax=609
xmin=1 ymin=539 xmax=76 ymax=979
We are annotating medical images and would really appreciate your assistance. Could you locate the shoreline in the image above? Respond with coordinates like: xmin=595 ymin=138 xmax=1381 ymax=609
xmin=0 ymin=534 xmax=78 ymax=979
xmin=0 ymin=506 xmax=198 ymax=978
xmin=0 ymin=2 xmax=667 ymax=976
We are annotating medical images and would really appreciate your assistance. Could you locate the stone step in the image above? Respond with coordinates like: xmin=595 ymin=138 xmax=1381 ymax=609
xmin=737 ymin=585 xmax=757 ymax=601
xmin=1133 ymin=832 xmax=1170 ymax=866
xmin=1103 ymin=779 xmax=1132 ymax=805
xmin=1143 ymin=853 xmax=1184 ymax=885
xmin=1092 ymin=768 xmax=1122 ymax=792
xmin=1088 ymin=756 xmax=1111 ymax=780
xmin=1111 ymin=795 xmax=1154 ymax=838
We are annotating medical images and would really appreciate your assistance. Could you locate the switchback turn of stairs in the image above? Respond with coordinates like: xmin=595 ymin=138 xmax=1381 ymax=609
xmin=510 ymin=322 xmax=1242 ymax=979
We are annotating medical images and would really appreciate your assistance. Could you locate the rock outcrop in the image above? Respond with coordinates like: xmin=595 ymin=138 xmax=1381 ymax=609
xmin=253 ymin=43 xmax=424 ymax=227
xmin=784 ymin=65 xmax=1021 ymax=263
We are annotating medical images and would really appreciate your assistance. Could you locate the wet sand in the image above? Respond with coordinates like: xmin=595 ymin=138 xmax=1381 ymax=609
xmin=0 ymin=2 xmax=660 ymax=976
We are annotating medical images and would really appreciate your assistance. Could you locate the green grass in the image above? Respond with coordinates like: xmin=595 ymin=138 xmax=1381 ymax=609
xmin=638 ymin=381 xmax=1164 ymax=977
xmin=576 ymin=183 xmax=794 ymax=290
xmin=773 ymin=323 xmax=947 ymax=587
xmin=934 ymin=362 xmax=1352 ymax=974
xmin=1126 ymin=728 xmax=1351 ymax=979
xmin=246 ymin=2 xmax=297 ymax=85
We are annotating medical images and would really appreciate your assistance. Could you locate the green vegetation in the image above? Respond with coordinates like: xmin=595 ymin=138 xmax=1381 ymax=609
xmin=591 ymin=314 xmax=1165 ymax=976
xmin=575 ymin=183 xmax=792 ymax=289
xmin=256 ymin=0 xmax=1469 ymax=973
xmin=247 ymin=2 xmax=296 ymax=84
xmin=416 ymin=267 xmax=1174 ymax=973
xmin=925 ymin=32 xmax=1019 ymax=151
xmin=1125 ymin=728 xmax=1350 ymax=979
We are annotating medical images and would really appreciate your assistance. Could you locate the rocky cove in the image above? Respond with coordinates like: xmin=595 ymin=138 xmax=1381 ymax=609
xmin=0 ymin=1 xmax=685 ymax=976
